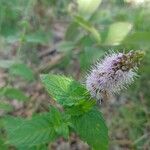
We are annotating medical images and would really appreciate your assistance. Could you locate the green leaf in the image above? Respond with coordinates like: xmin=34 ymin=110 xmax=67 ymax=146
xmin=65 ymin=22 xmax=82 ymax=41
xmin=123 ymin=32 xmax=150 ymax=45
xmin=9 ymin=63 xmax=34 ymax=81
xmin=4 ymin=108 xmax=70 ymax=147
xmin=56 ymin=41 xmax=75 ymax=53
xmin=80 ymin=47 xmax=104 ymax=71
xmin=0 ymin=102 xmax=13 ymax=112
xmin=4 ymin=113 xmax=57 ymax=147
xmin=105 ymin=22 xmax=132 ymax=46
xmin=71 ymin=108 xmax=108 ymax=150
xmin=74 ymin=16 xmax=101 ymax=43
xmin=77 ymin=0 xmax=102 ymax=18
xmin=25 ymin=31 xmax=52 ymax=44
xmin=49 ymin=107 xmax=70 ymax=139
xmin=40 ymin=74 xmax=94 ymax=107
xmin=0 ymin=137 xmax=8 ymax=150
xmin=78 ymin=36 xmax=95 ymax=47
xmin=0 ymin=87 xmax=28 ymax=101
xmin=65 ymin=99 xmax=96 ymax=116
xmin=17 ymin=144 xmax=47 ymax=150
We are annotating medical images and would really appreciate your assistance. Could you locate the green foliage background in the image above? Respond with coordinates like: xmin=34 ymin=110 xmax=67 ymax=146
xmin=0 ymin=0 xmax=150 ymax=149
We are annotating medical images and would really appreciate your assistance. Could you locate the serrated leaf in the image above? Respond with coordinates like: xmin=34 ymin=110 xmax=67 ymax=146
xmin=57 ymin=123 xmax=69 ymax=139
xmin=65 ymin=99 xmax=96 ymax=116
xmin=4 ymin=113 xmax=57 ymax=147
xmin=105 ymin=22 xmax=132 ymax=46
xmin=77 ymin=0 xmax=102 ymax=18
xmin=49 ymin=107 xmax=70 ymax=138
xmin=71 ymin=108 xmax=108 ymax=150
xmin=0 ymin=87 xmax=28 ymax=101
xmin=40 ymin=74 xmax=94 ymax=107
xmin=74 ymin=16 xmax=101 ymax=43
xmin=9 ymin=63 xmax=34 ymax=81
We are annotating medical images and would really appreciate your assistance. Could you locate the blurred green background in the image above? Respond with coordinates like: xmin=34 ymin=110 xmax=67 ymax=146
xmin=0 ymin=0 xmax=150 ymax=149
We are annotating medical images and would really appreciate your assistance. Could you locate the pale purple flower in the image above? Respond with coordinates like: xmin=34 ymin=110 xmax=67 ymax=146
xmin=86 ymin=51 xmax=144 ymax=101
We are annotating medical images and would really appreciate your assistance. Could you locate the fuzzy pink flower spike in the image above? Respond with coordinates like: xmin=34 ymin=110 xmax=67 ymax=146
xmin=86 ymin=51 xmax=144 ymax=102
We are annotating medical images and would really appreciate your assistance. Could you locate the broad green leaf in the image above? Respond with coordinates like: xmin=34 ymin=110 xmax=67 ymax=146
xmin=9 ymin=63 xmax=34 ymax=81
xmin=25 ymin=31 xmax=52 ymax=44
xmin=65 ymin=22 xmax=82 ymax=41
xmin=74 ymin=16 xmax=101 ymax=43
xmin=105 ymin=22 xmax=132 ymax=45
xmin=4 ymin=113 xmax=57 ymax=147
xmin=0 ymin=87 xmax=28 ymax=101
xmin=4 ymin=108 xmax=70 ymax=147
xmin=56 ymin=41 xmax=75 ymax=52
xmin=0 ymin=102 xmax=13 ymax=112
xmin=5 ymin=29 xmax=51 ymax=45
xmin=77 ymin=0 xmax=102 ymax=18
xmin=40 ymin=74 xmax=94 ymax=107
xmin=71 ymin=108 xmax=108 ymax=150
xmin=77 ymin=36 xmax=95 ymax=47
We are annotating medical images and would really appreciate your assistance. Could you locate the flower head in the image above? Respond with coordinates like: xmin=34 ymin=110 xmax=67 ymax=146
xmin=86 ymin=51 xmax=144 ymax=101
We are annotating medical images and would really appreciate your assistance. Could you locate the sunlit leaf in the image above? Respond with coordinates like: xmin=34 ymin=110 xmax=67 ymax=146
xmin=77 ymin=0 xmax=102 ymax=18
xmin=105 ymin=22 xmax=132 ymax=45
xmin=40 ymin=74 xmax=94 ymax=107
